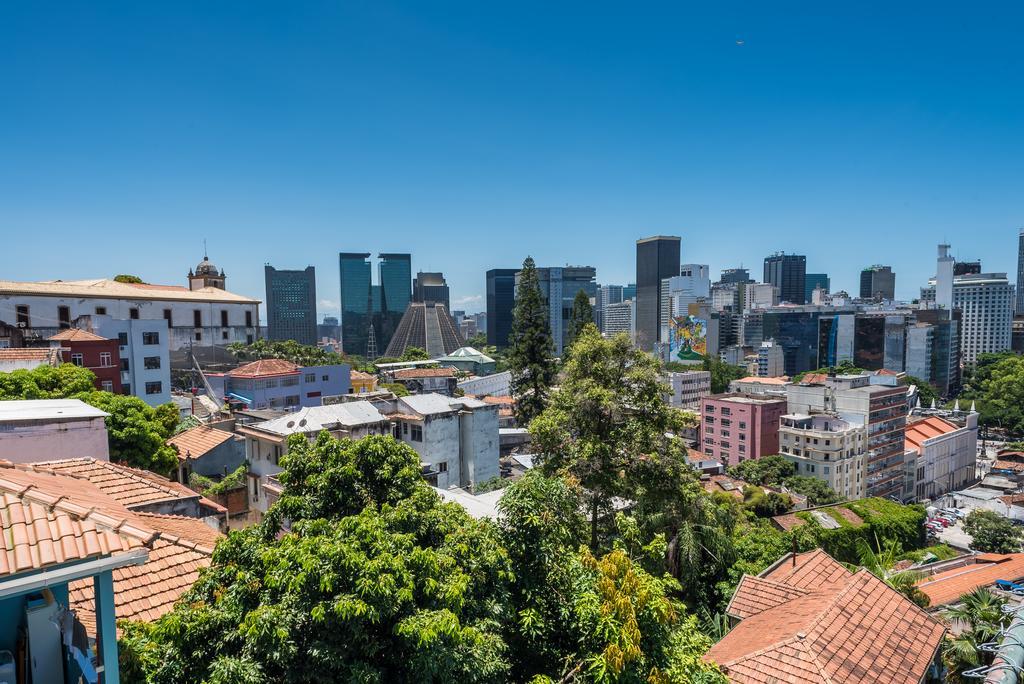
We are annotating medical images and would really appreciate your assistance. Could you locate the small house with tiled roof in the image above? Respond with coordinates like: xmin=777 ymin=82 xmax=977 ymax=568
xmin=905 ymin=413 xmax=978 ymax=501
xmin=206 ymin=357 xmax=350 ymax=411
xmin=0 ymin=345 xmax=64 ymax=372
xmin=914 ymin=552 xmax=1024 ymax=608
xmin=384 ymin=366 xmax=458 ymax=396
xmin=707 ymin=548 xmax=946 ymax=683
xmin=48 ymin=327 xmax=125 ymax=394
xmin=166 ymin=424 xmax=244 ymax=483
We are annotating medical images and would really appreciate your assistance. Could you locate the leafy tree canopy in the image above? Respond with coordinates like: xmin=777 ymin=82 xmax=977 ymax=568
xmin=700 ymin=356 xmax=747 ymax=394
xmin=228 ymin=339 xmax=347 ymax=367
xmin=399 ymin=346 xmax=430 ymax=362
xmin=727 ymin=455 xmax=796 ymax=487
xmin=0 ymin=363 xmax=97 ymax=399
xmin=465 ymin=332 xmax=488 ymax=348
xmin=113 ymin=274 xmax=145 ymax=284
xmin=380 ymin=381 xmax=410 ymax=397
xmin=964 ymin=509 xmax=1023 ymax=554
xmin=567 ymin=289 xmax=593 ymax=351
xmin=791 ymin=361 xmax=865 ymax=383
xmin=959 ymin=353 xmax=1024 ymax=435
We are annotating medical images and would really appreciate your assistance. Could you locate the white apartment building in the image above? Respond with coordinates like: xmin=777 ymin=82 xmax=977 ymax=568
xmin=664 ymin=370 xmax=711 ymax=409
xmin=0 ymin=399 xmax=110 ymax=463
xmin=603 ymin=299 xmax=635 ymax=341
xmin=744 ymin=283 xmax=780 ymax=311
xmin=779 ymin=413 xmax=867 ymax=500
xmin=238 ymin=394 xmax=500 ymax=514
xmin=0 ymin=256 xmax=260 ymax=368
xmin=757 ymin=339 xmax=785 ymax=378
xmin=906 ymin=413 xmax=978 ymax=501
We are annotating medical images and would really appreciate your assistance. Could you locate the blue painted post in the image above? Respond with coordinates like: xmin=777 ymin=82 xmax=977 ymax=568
xmin=94 ymin=570 xmax=120 ymax=684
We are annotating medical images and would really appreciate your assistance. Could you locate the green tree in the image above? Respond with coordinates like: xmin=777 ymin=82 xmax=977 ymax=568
xmin=531 ymin=325 xmax=682 ymax=550
xmin=727 ymin=455 xmax=796 ymax=487
xmin=701 ymin=356 xmax=747 ymax=394
xmin=0 ymin=363 xmax=97 ymax=399
xmin=959 ymin=353 xmax=1024 ymax=435
xmin=791 ymin=361 xmax=865 ymax=384
xmin=399 ymin=346 xmax=430 ymax=362
xmin=902 ymin=375 xmax=939 ymax=407
xmin=380 ymin=381 xmax=410 ymax=397
xmin=227 ymin=339 xmax=347 ymax=367
xmin=852 ymin=537 xmax=929 ymax=608
xmin=113 ymin=274 xmax=144 ymax=283
xmin=465 ymin=332 xmax=488 ymax=348
xmin=507 ymin=256 xmax=556 ymax=425
xmin=964 ymin=509 xmax=1023 ymax=553
xmin=567 ymin=289 xmax=593 ymax=350
xmin=121 ymin=433 xmax=514 ymax=684
xmin=742 ymin=486 xmax=793 ymax=517
xmin=78 ymin=392 xmax=179 ymax=475
xmin=942 ymin=588 xmax=1012 ymax=683
xmin=782 ymin=475 xmax=842 ymax=507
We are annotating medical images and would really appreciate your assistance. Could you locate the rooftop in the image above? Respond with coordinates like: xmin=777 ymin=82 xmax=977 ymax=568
xmin=246 ymin=402 xmax=388 ymax=436
xmin=167 ymin=425 xmax=236 ymax=460
xmin=0 ymin=278 xmax=259 ymax=304
xmin=916 ymin=553 xmax=1024 ymax=607
xmin=392 ymin=367 xmax=456 ymax=379
xmin=0 ymin=398 xmax=109 ymax=421
xmin=0 ymin=347 xmax=64 ymax=364
xmin=228 ymin=358 xmax=300 ymax=378
xmin=705 ymin=393 xmax=787 ymax=405
xmin=708 ymin=549 xmax=945 ymax=684
xmin=733 ymin=376 xmax=789 ymax=385
xmin=48 ymin=328 xmax=108 ymax=342
xmin=439 ymin=346 xmax=495 ymax=362
xmin=905 ymin=416 xmax=961 ymax=452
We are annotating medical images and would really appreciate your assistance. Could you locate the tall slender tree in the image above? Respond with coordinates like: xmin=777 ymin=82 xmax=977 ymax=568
xmin=508 ymin=256 xmax=556 ymax=424
xmin=567 ymin=288 xmax=594 ymax=350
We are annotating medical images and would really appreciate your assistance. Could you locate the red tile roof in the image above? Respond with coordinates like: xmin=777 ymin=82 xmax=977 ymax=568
xmin=48 ymin=328 xmax=108 ymax=342
xmin=392 ymin=367 xmax=455 ymax=378
xmin=167 ymin=425 xmax=235 ymax=460
xmin=229 ymin=358 xmax=300 ymax=377
xmin=0 ymin=462 xmax=152 ymax=578
xmin=799 ymin=373 xmax=829 ymax=385
xmin=916 ymin=553 xmax=1024 ymax=607
xmin=33 ymin=457 xmax=225 ymax=512
xmin=0 ymin=347 xmax=63 ymax=363
xmin=69 ymin=512 xmax=220 ymax=632
xmin=905 ymin=416 xmax=959 ymax=452
xmin=707 ymin=549 xmax=946 ymax=684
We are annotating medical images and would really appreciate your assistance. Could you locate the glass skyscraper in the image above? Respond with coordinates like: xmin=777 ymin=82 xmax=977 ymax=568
xmin=486 ymin=268 xmax=518 ymax=348
xmin=635 ymin=236 xmax=680 ymax=352
xmin=764 ymin=253 xmax=807 ymax=304
xmin=339 ymin=253 xmax=373 ymax=357
xmin=265 ymin=265 xmax=318 ymax=345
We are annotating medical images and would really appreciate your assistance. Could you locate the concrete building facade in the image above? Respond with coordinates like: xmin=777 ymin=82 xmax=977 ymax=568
xmin=636 ymin=236 xmax=681 ymax=352
xmin=700 ymin=394 xmax=788 ymax=467
xmin=0 ymin=399 xmax=110 ymax=463
xmin=207 ymin=359 xmax=350 ymax=411
xmin=665 ymin=370 xmax=711 ymax=409
xmin=264 ymin=265 xmax=317 ymax=346
xmin=779 ymin=414 xmax=867 ymax=500
xmin=906 ymin=414 xmax=978 ymax=501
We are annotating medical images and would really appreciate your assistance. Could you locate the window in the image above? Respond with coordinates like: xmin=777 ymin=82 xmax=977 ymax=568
xmin=222 ymin=330 xmax=229 ymax=340
xmin=70 ymin=353 xmax=84 ymax=366
xmin=100 ymin=352 xmax=112 ymax=367
xmin=15 ymin=305 xmax=29 ymax=327
xmin=95 ymin=306 xmax=107 ymax=315
xmin=245 ymin=311 xmax=253 ymax=327
xmin=101 ymin=380 xmax=113 ymax=392
xmin=322 ymin=375 xmax=329 ymax=382
xmin=118 ymin=332 xmax=128 ymax=346
xmin=121 ymin=358 xmax=130 ymax=371
xmin=194 ymin=332 xmax=202 ymax=341
xmin=738 ymin=444 xmax=746 ymax=453
xmin=145 ymin=381 xmax=163 ymax=395
xmin=403 ymin=422 xmax=409 ymax=435
xmin=437 ymin=461 xmax=448 ymax=473
xmin=705 ymin=416 xmax=715 ymax=425
xmin=122 ymin=383 xmax=130 ymax=395
xmin=305 ymin=373 xmax=316 ymax=383
xmin=130 ymin=308 xmax=139 ymax=320
xmin=411 ymin=425 xmax=423 ymax=442
xmin=221 ymin=310 xmax=229 ymax=327
xmin=193 ymin=310 xmax=202 ymax=328
xmin=721 ymin=407 xmax=731 ymax=416
xmin=58 ymin=306 xmax=71 ymax=328
xmin=142 ymin=332 xmax=159 ymax=345
xmin=163 ymin=309 xmax=172 ymax=325
xmin=739 ymin=421 xmax=747 ymax=429
xmin=144 ymin=356 xmax=161 ymax=370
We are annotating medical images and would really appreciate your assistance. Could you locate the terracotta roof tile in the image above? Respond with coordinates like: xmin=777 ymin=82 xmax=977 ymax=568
xmin=916 ymin=553 xmax=1024 ymax=606
xmin=229 ymin=359 xmax=299 ymax=378
xmin=0 ymin=347 xmax=63 ymax=363
xmin=32 ymin=457 xmax=203 ymax=508
xmin=48 ymin=328 xmax=108 ymax=342
xmin=905 ymin=416 xmax=960 ymax=452
xmin=707 ymin=550 xmax=946 ymax=684
xmin=167 ymin=425 xmax=235 ymax=460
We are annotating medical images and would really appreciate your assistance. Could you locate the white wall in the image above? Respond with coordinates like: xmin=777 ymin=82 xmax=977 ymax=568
xmin=0 ymin=418 xmax=109 ymax=463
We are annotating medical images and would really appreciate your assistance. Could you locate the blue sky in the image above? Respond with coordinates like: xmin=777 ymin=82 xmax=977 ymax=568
xmin=1 ymin=1 xmax=1021 ymax=317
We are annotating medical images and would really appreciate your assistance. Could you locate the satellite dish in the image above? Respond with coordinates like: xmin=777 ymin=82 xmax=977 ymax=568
xmin=299 ymin=419 xmax=307 ymax=427
xmin=286 ymin=421 xmax=295 ymax=428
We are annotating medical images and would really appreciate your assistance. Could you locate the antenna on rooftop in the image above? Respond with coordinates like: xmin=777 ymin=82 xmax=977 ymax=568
xmin=203 ymin=238 xmax=208 ymax=259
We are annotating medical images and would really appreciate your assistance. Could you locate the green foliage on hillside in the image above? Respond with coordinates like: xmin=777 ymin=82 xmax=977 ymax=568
xmin=227 ymin=339 xmax=347 ymax=367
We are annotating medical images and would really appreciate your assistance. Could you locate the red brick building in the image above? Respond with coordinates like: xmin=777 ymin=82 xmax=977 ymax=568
xmin=700 ymin=393 xmax=788 ymax=468
xmin=49 ymin=329 xmax=123 ymax=394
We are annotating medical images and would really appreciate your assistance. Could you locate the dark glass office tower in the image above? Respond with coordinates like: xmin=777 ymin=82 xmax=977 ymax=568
xmin=413 ymin=272 xmax=450 ymax=310
xmin=859 ymin=265 xmax=895 ymax=300
xmin=486 ymin=269 xmax=518 ymax=348
xmin=804 ymin=273 xmax=830 ymax=302
xmin=339 ymin=253 xmax=373 ymax=356
xmin=636 ymin=236 xmax=680 ymax=351
xmin=718 ymin=268 xmax=752 ymax=285
xmin=761 ymin=308 xmax=821 ymax=376
xmin=265 ymin=265 xmax=317 ymax=345
xmin=377 ymin=253 xmax=412 ymax=352
xmin=763 ymin=253 xmax=807 ymax=304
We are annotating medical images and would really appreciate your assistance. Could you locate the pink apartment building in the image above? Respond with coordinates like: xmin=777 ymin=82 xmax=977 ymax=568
xmin=700 ymin=393 xmax=788 ymax=467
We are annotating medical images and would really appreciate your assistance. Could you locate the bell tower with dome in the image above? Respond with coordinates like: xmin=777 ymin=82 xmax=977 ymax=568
xmin=188 ymin=252 xmax=226 ymax=291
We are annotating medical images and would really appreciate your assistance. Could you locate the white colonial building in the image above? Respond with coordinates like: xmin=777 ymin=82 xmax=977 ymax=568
xmin=0 ymin=255 xmax=260 ymax=369
xmin=906 ymin=413 xmax=978 ymax=501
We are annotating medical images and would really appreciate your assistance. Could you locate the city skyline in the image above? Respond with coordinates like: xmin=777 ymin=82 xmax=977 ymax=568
xmin=2 ymin=2 xmax=1022 ymax=318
